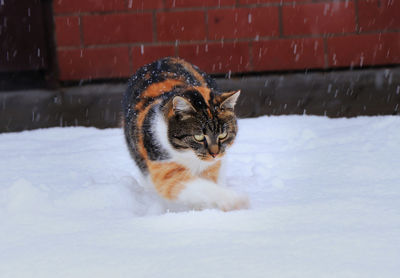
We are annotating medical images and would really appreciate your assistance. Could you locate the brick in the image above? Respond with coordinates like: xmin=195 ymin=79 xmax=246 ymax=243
xmin=53 ymin=0 xmax=125 ymax=14
xmin=132 ymin=45 xmax=176 ymax=72
xmin=57 ymin=47 xmax=131 ymax=80
xmin=178 ymin=42 xmax=250 ymax=73
xmin=82 ymin=13 xmax=153 ymax=45
xmin=327 ymin=33 xmax=400 ymax=68
xmin=282 ymin=2 xmax=356 ymax=36
xmin=127 ymin=0 xmax=164 ymax=10
xmin=239 ymin=0 xmax=307 ymax=3
xmin=253 ymin=38 xmax=325 ymax=71
xmin=208 ymin=7 xmax=279 ymax=40
xmin=358 ymin=0 xmax=400 ymax=32
xmin=165 ymin=0 xmax=235 ymax=8
xmin=54 ymin=16 xmax=81 ymax=47
xmin=157 ymin=11 xmax=206 ymax=42
xmin=239 ymin=0 xmax=275 ymax=3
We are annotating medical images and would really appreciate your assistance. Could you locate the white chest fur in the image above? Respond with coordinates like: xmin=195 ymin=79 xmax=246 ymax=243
xmin=152 ymin=109 xmax=219 ymax=175
xmin=148 ymin=107 xmax=248 ymax=211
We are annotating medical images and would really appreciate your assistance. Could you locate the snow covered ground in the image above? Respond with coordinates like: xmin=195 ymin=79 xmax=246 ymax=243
xmin=1 ymin=115 xmax=399 ymax=278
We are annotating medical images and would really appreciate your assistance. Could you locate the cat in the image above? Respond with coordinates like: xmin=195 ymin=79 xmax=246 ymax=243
xmin=123 ymin=57 xmax=249 ymax=211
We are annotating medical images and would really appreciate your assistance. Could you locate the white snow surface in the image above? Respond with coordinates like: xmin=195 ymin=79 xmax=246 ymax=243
xmin=1 ymin=115 xmax=400 ymax=277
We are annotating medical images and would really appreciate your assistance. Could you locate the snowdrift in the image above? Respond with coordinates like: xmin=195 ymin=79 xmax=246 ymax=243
xmin=1 ymin=116 xmax=399 ymax=277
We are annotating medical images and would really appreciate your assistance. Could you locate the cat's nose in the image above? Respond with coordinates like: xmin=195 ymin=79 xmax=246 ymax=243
xmin=208 ymin=145 xmax=219 ymax=157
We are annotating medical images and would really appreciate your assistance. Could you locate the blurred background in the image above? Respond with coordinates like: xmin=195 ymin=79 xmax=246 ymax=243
xmin=1 ymin=0 xmax=399 ymax=132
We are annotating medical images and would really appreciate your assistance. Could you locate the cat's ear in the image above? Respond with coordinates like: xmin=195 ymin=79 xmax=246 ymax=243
xmin=172 ymin=96 xmax=196 ymax=114
xmin=220 ymin=90 xmax=241 ymax=110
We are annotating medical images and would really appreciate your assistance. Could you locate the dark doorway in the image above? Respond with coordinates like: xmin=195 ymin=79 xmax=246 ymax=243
xmin=0 ymin=0 xmax=57 ymax=91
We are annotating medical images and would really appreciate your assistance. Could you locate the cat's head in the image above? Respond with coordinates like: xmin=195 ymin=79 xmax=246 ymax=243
xmin=165 ymin=88 xmax=240 ymax=161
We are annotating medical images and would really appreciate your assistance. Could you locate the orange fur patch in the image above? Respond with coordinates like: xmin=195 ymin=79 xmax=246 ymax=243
xmin=148 ymin=161 xmax=193 ymax=200
xmin=142 ymin=79 xmax=184 ymax=98
xmin=193 ymin=86 xmax=211 ymax=104
xmin=135 ymin=79 xmax=184 ymax=110
xmin=167 ymin=104 xmax=175 ymax=119
xmin=200 ymin=160 xmax=221 ymax=183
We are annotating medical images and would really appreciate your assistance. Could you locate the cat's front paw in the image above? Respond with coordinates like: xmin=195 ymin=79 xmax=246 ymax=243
xmin=217 ymin=190 xmax=249 ymax=212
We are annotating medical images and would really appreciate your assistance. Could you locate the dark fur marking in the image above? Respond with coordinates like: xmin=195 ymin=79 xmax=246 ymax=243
xmin=123 ymin=57 xmax=239 ymax=174
xmin=143 ymin=106 xmax=170 ymax=161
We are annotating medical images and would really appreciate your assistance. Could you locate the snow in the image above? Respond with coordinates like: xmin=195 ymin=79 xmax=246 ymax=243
xmin=1 ymin=115 xmax=400 ymax=277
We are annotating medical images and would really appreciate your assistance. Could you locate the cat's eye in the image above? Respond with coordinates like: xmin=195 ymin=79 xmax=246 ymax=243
xmin=218 ymin=131 xmax=228 ymax=140
xmin=194 ymin=134 xmax=205 ymax=142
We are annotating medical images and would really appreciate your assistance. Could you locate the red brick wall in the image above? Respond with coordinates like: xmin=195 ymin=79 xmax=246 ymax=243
xmin=53 ymin=0 xmax=400 ymax=81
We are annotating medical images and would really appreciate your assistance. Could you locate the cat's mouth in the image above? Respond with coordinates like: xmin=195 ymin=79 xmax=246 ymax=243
xmin=198 ymin=152 xmax=223 ymax=161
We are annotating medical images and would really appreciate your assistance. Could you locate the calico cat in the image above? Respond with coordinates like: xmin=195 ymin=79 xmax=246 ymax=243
xmin=123 ymin=57 xmax=249 ymax=211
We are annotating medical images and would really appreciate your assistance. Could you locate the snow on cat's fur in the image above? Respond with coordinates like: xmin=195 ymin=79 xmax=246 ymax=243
xmin=123 ymin=57 xmax=249 ymax=211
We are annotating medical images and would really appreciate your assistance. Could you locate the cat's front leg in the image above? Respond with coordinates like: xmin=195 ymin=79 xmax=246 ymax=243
xmin=177 ymin=178 xmax=249 ymax=211
xmin=148 ymin=161 xmax=248 ymax=211
xmin=149 ymin=162 xmax=249 ymax=211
